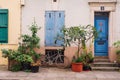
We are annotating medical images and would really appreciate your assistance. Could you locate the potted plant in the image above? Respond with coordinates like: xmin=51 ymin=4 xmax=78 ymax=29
xmin=1 ymin=19 xmax=41 ymax=72
xmin=31 ymin=60 xmax=41 ymax=73
xmin=1 ymin=49 xmax=21 ymax=71
xmin=55 ymin=25 xmax=97 ymax=72
xmin=20 ymin=20 xmax=41 ymax=72
xmin=16 ymin=54 xmax=33 ymax=71
xmin=72 ymin=56 xmax=83 ymax=72
xmin=113 ymin=41 xmax=120 ymax=66
xmin=81 ymin=52 xmax=93 ymax=71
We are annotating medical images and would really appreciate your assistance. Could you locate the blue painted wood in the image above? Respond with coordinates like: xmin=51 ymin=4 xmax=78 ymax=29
xmin=45 ymin=11 xmax=55 ymax=46
xmin=0 ymin=9 xmax=8 ymax=43
xmin=55 ymin=11 xmax=64 ymax=46
xmin=45 ymin=11 xmax=64 ymax=46
xmin=94 ymin=14 xmax=108 ymax=56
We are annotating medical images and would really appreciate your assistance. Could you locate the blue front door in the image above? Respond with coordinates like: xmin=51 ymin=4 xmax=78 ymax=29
xmin=45 ymin=11 xmax=65 ymax=46
xmin=94 ymin=12 xmax=109 ymax=56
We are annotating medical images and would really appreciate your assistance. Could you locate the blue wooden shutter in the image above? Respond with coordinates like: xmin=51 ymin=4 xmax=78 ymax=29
xmin=0 ymin=9 xmax=8 ymax=43
xmin=45 ymin=11 xmax=55 ymax=46
xmin=55 ymin=11 xmax=65 ymax=46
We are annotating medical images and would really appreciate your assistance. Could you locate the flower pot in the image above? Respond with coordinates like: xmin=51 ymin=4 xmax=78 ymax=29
xmin=8 ymin=59 xmax=19 ymax=70
xmin=31 ymin=66 xmax=39 ymax=73
xmin=72 ymin=62 xmax=83 ymax=72
xmin=83 ymin=65 xmax=92 ymax=71
xmin=21 ymin=62 xmax=31 ymax=71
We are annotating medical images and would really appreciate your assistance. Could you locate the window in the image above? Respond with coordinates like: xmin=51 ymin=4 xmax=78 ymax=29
xmin=45 ymin=11 xmax=65 ymax=46
xmin=0 ymin=9 xmax=8 ymax=43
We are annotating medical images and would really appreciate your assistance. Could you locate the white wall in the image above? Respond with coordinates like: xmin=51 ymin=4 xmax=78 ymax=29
xmin=114 ymin=0 xmax=120 ymax=42
xmin=22 ymin=0 xmax=90 ymax=46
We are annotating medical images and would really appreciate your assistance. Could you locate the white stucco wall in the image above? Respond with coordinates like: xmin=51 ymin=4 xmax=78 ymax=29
xmin=115 ymin=0 xmax=120 ymax=41
xmin=22 ymin=0 xmax=90 ymax=46
xmin=22 ymin=0 xmax=120 ymax=46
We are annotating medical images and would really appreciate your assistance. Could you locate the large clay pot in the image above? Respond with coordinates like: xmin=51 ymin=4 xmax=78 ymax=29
xmin=72 ymin=62 xmax=83 ymax=72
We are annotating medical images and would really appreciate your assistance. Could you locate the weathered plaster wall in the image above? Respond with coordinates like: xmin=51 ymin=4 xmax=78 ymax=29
xmin=22 ymin=0 xmax=90 ymax=46
xmin=22 ymin=0 xmax=120 ymax=62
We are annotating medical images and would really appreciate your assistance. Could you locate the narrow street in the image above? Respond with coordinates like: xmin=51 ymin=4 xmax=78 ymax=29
xmin=0 ymin=66 xmax=120 ymax=80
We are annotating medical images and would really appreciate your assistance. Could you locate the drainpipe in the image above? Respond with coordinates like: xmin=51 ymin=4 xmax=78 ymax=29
xmin=20 ymin=0 xmax=25 ymax=44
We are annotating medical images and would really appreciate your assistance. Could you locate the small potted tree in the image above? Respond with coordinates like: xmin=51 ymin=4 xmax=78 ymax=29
xmin=19 ymin=20 xmax=41 ymax=72
xmin=55 ymin=25 xmax=97 ymax=72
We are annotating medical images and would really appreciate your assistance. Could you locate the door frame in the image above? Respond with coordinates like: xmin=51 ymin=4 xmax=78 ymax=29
xmin=88 ymin=2 xmax=116 ymax=58
xmin=94 ymin=12 xmax=109 ymax=56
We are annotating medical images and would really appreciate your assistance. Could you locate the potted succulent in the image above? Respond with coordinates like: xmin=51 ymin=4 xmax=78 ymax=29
xmin=55 ymin=25 xmax=97 ymax=72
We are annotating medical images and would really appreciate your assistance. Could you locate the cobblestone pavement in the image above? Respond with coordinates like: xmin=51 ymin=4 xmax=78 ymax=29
xmin=0 ymin=66 xmax=120 ymax=80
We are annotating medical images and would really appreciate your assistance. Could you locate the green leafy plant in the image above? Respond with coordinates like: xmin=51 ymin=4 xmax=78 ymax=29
xmin=113 ymin=41 xmax=120 ymax=64
xmin=113 ymin=41 xmax=120 ymax=55
xmin=73 ymin=56 xmax=83 ymax=63
xmin=16 ymin=54 xmax=33 ymax=63
xmin=1 ymin=19 xmax=41 ymax=72
xmin=10 ymin=63 xmax=22 ymax=72
xmin=12 ymin=19 xmax=41 ymax=68
xmin=1 ymin=49 xmax=21 ymax=60
xmin=81 ymin=52 xmax=94 ymax=65
xmin=55 ymin=25 xmax=97 ymax=63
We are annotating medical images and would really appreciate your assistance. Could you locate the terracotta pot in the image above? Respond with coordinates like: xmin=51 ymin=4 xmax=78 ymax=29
xmin=72 ymin=62 xmax=83 ymax=72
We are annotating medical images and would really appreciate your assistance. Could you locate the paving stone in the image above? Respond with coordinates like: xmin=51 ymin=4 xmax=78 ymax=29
xmin=0 ymin=66 xmax=120 ymax=80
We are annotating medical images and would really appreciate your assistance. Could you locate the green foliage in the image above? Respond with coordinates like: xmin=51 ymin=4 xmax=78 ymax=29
xmin=1 ymin=49 xmax=33 ymax=63
xmin=113 ymin=41 xmax=120 ymax=64
xmin=116 ymin=50 xmax=120 ymax=55
xmin=1 ymin=20 xmax=41 ymax=72
xmin=73 ymin=56 xmax=83 ymax=63
xmin=19 ymin=20 xmax=41 ymax=62
xmin=16 ymin=54 xmax=33 ymax=63
xmin=113 ymin=41 xmax=120 ymax=48
xmin=20 ymin=20 xmax=40 ymax=50
xmin=59 ymin=25 xmax=98 ymax=48
xmin=55 ymin=25 xmax=97 ymax=62
xmin=81 ymin=52 xmax=94 ymax=65
xmin=1 ymin=49 xmax=21 ymax=60
xmin=116 ymin=54 xmax=120 ymax=64
xmin=10 ymin=63 xmax=22 ymax=72
xmin=113 ymin=41 xmax=120 ymax=55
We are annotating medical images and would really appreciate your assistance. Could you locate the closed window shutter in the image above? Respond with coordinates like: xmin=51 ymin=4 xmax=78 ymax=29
xmin=0 ymin=9 xmax=8 ymax=43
